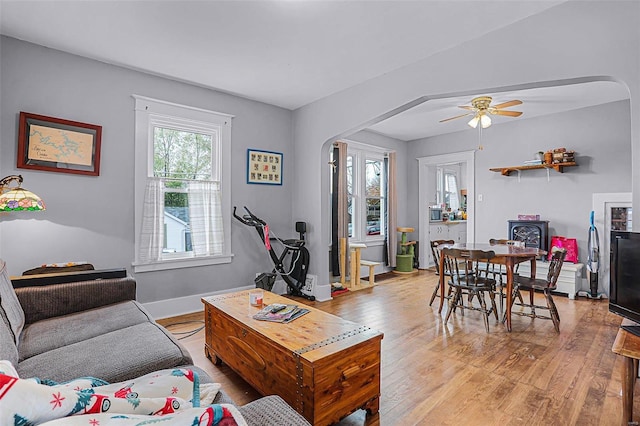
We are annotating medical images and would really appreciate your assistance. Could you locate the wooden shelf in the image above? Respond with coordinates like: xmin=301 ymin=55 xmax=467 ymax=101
xmin=489 ymin=162 xmax=576 ymax=176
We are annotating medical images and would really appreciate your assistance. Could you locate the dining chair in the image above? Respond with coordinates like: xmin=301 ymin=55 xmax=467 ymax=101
xmin=442 ymin=248 xmax=498 ymax=332
xmin=509 ymin=248 xmax=567 ymax=332
xmin=488 ymin=239 xmax=524 ymax=315
xmin=429 ymin=239 xmax=455 ymax=306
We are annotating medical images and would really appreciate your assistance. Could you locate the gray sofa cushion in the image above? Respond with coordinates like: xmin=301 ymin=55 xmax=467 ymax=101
xmin=0 ymin=259 xmax=25 ymax=344
xmin=0 ymin=309 xmax=18 ymax=365
xmin=17 ymin=321 xmax=193 ymax=383
xmin=239 ymin=395 xmax=311 ymax=426
xmin=19 ymin=301 xmax=152 ymax=360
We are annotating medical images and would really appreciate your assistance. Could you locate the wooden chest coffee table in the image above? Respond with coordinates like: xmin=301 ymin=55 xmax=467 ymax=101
xmin=202 ymin=290 xmax=383 ymax=425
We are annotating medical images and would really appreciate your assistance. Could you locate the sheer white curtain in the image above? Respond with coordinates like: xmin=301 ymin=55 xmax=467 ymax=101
xmin=139 ymin=178 xmax=164 ymax=263
xmin=188 ymin=180 xmax=224 ymax=256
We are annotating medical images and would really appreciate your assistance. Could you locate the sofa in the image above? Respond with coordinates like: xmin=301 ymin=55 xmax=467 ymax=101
xmin=0 ymin=260 xmax=310 ymax=425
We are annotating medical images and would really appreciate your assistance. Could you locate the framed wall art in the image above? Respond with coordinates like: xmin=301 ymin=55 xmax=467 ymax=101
xmin=247 ymin=149 xmax=282 ymax=185
xmin=17 ymin=111 xmax=102 ymax=176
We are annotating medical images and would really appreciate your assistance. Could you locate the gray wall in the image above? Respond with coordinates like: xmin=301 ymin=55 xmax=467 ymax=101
xmin=407 ymin=100 xmax=632 ymax=264
xmin=0 ymin=37 xmax=294 ymax=303
xmin=292 ymin=1 xmax=639 ymax=292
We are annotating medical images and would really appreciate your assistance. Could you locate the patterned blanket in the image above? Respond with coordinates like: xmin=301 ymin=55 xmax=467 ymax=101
xmin=0 ymin=360 xmax=247 ymax=425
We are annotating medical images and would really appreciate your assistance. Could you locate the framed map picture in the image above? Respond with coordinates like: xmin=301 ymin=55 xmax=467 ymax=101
xmin=17 ymin=112 xmax=102 ymax=176
xmin=247 ymin=149 xmax=282 ymax=185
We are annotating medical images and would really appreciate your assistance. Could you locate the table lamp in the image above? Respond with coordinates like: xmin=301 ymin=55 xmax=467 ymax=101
xmin=0 ymin=175 xmax=46 ymax=211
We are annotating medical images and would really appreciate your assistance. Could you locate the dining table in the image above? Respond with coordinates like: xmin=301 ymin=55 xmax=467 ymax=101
xmin=437 ymin=242 xmax=547 ymax=332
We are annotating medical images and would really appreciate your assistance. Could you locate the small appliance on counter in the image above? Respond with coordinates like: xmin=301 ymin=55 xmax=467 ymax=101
xmin=429 ymin=206 xmax=443 ymax=222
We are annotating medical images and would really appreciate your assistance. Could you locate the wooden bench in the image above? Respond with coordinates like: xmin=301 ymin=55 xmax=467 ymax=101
xmin=361 ymin=260 xmax=381 ymax=285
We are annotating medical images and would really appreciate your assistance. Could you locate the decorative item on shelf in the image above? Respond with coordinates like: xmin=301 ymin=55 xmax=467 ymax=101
xmin=544 ymin=151 xmax=553 ymax=164
xmin=550 ymin=147 xmax=575 ymax=164
xmin=517 ymin=214 xmax=541 ymax=221
xmin=523 ymin=158 xmax=543 ymax=166
xmin=0 ymin=175 xmax=45 ymax=212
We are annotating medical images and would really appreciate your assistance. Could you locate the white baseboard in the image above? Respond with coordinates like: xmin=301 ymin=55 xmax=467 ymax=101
xmin=315 ymin=283 xmax=332 ymax=301
xmin=142 ymin=285 xmax=254 ymax=319
xmin=145 ymin=275 xmax=332 ymax=319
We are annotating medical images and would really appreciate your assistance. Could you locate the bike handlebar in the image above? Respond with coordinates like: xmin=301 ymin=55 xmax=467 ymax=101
xmin=233 ymin=206 xmax=266 ymax=227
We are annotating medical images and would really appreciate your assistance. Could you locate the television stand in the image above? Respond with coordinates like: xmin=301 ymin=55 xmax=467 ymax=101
xmin=612 ymin=320 xmax=640 ymax=425
xmin=621 ymin=324 xmax=640 ymax=338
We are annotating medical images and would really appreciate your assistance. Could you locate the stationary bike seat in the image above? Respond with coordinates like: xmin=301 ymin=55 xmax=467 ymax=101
xmin=282 ymin=239 xmax=305 ymax=248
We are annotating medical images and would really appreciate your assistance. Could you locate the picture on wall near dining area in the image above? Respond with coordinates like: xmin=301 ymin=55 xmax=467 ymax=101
xmin=247 ymin=149 xmax=282 ymax=185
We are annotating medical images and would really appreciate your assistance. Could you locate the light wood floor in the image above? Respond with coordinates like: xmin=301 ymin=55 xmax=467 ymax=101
xmin=158 ymin=270 xmax=636 ymax=425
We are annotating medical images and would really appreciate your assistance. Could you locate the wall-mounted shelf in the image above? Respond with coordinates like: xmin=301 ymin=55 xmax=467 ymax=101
xmin=489 ymin=162 xmax=577 ymax=176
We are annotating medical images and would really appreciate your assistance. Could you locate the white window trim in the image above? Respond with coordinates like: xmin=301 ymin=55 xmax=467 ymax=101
xmin=346 ymin=141 xmax=387 ymax=244
xmin=132 ymin=95 xmax=234 ymax=272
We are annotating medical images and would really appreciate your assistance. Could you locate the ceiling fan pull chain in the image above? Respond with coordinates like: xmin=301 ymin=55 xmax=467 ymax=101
xmin=478 ymin=125 xmax=484 ymax=150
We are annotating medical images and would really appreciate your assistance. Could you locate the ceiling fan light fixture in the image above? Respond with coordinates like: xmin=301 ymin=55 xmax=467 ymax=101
xmin=480 ymin=114 xmax=492 ymax=128
xmin=443 ymin=95 xmax=521 ymax=129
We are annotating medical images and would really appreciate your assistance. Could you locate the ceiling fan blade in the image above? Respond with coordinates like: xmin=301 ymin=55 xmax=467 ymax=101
xmin=458 ymin=105 xmax=476 ymax=111
xmin=439 ymin=112 xmax=473 ymax=123
xmin=492 ymin=100 xmax=523 ymax=109
xmin=491 ymin=110 xmax=523 ymax=117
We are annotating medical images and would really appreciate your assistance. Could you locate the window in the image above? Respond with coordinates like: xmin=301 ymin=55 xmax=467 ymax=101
xmin=133 ymin=96 xmax=233 ymax=272
xmin=436 ymin=166 xmax=460 ymax=211
xmin=345 ymin=145 xmax=386 ymax=242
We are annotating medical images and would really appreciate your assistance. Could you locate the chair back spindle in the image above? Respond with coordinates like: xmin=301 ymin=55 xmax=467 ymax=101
xmin=441 ymin=248 xmax=498 ymax=332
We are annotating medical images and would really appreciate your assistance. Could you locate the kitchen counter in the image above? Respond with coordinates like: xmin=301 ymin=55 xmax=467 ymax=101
xmin=431 ymin=220 xmax=467 ymax=224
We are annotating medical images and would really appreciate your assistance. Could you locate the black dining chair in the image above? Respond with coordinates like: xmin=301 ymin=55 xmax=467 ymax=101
xmin=442 ymin=248 xmax=498 ymax=332
xmin=429 ymin=239 xmax=456 ymax=306
xmin=508 ymin=248 xmax=567 ymax=332
xmin=488 ymin=238 xmax=524 ymax=315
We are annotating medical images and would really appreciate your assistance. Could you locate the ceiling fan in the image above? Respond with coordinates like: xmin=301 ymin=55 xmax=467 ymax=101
xmin=440 ymin=96 xmax=523 ymax=129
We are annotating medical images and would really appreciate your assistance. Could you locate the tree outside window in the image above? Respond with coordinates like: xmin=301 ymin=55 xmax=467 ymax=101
xmin=365 ymin=159 xmax=383 ymax=236
xmin=344 ymin=148 xmax=385 ymax=241
xmin=133 ymin=95 xmax=232 ymax=272
xmin=154 ymin=127 xmax=213 ymax=254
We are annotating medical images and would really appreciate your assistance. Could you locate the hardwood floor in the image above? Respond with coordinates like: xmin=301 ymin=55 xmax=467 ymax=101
xmin=157 ymin=270 xmax=636 ymax=425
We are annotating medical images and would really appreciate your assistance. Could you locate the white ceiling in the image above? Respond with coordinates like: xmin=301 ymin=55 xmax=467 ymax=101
xmin=0 ymin=1 xmax=629 ymax=141
xmin=368 ymin=80 xmax=631 ymax=141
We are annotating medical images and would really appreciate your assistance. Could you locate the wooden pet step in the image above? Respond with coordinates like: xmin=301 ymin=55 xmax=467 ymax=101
xmin=360 ymin=260 xmax=381 ymax=284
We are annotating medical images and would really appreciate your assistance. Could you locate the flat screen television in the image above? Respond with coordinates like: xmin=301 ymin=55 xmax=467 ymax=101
xmin=610 ymin=231 xmax=640 ymax=337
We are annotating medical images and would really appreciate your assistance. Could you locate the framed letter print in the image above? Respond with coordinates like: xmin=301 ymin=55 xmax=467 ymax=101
xmin=247 ymin=149 xmax=282 ymax=185
xmin=17 ymin=111 xmax=102 ymax=176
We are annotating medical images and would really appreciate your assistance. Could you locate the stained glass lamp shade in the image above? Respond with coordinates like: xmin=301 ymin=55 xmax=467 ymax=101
xmin=0 ymin=175 xmax=45 ymax=212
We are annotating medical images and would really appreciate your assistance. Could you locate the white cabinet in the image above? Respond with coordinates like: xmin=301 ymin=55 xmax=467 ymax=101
xmin=427 ymin=221 xmax=467 ymax=268
xmin=429 ymin=224 xmax=448 ymax=238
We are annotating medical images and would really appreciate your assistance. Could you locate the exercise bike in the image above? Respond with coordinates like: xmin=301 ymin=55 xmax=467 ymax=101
xmin=233 ymin=206 xmax=315 ymax=301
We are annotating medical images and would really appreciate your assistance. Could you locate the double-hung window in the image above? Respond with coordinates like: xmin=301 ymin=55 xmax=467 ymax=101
xmin=133 ymin=96 xmax=233 ymax=272
xmin=346 ymin=144 xmax=386 ymax=242
xmin=436 ymin=167 xmax=460 ymax=211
